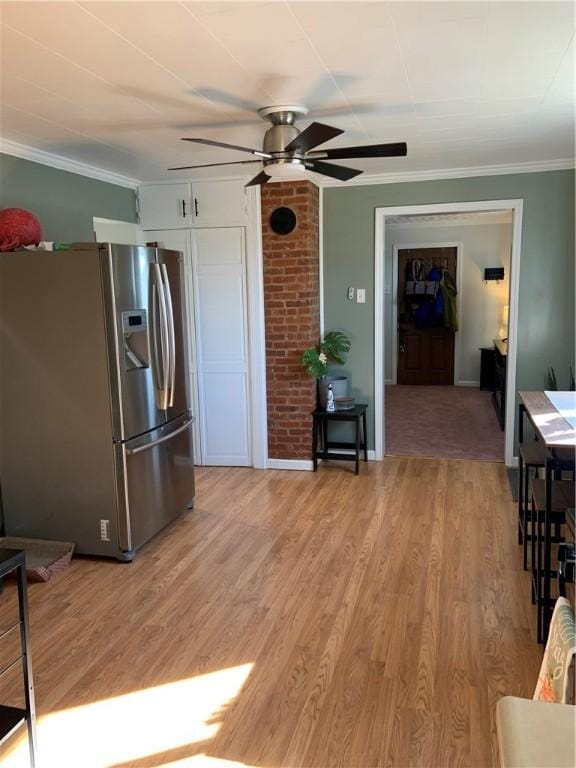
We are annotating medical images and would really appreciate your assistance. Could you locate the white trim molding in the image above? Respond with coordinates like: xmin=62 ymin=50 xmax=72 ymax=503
xmin=374 ymin=199 xmax=524 ymax=468
xmin=2 ymin=138 xmax=572 ymax=192
xmin=0 ymin=138 xmax=139 ymax=189
xmin=267 ymin=459 xmax=314 ymax=471
xmin=319 ymin=158 xmax=574 ymax=188
xmin=319 ymin=186 xmax=325 ymax=336
xmin=245 ymin=186 xmax=269 ymax=470
xmin=267 ymin=450 xmax=377 ymax=471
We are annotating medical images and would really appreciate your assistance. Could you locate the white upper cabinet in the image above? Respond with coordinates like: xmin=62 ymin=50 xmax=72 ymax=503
xmin=138 ymin=183 xmax=192 ymax=229
xmin=190 ymin=180 xmax=246 ymax=228
xmin=138 ymin=180 xmax=246 ymax=230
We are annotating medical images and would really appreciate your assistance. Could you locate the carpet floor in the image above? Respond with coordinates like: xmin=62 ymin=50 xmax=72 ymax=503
xmin=385 ymin=385 xmax=504 ymax=461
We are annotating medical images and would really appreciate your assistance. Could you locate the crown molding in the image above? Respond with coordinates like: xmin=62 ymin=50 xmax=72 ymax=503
xmin=318 ymin=158 xmax=575 ymax=188
xmin=1 ymin=138 xmax=573 ymax=192
xmin=0 ymin=138 xmax=139 ymax=189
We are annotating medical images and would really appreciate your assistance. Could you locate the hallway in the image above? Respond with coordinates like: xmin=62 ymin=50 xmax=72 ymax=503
xmin=385 ymin=385 xmax=504 ymax=461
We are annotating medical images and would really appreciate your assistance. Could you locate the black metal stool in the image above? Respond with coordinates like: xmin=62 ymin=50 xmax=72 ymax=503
xmin=531 ymin=479 xmax=574 ymax=642
xmin=518 ymin=440 xmax=545 ymax=570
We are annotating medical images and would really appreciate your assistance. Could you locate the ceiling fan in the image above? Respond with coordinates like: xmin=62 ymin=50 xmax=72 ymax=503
xmin=168 ymin=105 xmax=407 ymax=186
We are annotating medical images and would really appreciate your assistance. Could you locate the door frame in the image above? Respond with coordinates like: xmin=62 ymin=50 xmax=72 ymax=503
xmin=374 ymin=199 xmax=523 ymax=467
xmin=391 ymin=242 xmax=463 ymax=386
xmin=245 ymin=186 xmax=268 ymax=469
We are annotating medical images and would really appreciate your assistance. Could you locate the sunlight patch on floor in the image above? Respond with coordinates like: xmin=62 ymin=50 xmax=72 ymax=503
xmin=152 ymin=756 xmax=258 ymax=767
xmin=1 ymin=663 xmax=253 ymax=768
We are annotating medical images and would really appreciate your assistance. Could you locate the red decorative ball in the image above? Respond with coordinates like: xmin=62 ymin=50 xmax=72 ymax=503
xmin=0 ymin=208 xmax=42 ymax=252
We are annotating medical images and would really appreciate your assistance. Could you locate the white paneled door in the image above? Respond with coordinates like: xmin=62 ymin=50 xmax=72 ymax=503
xmin=193 ymin=228 xmax=251 ymax=466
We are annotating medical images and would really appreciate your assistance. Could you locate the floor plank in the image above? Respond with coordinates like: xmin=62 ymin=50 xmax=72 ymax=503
xmin=0 ymin=458 xmax=541 ymax=767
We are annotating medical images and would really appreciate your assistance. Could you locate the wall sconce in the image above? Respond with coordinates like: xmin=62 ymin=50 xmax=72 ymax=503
xmin=484 ymin=267 xmax=505 ymax=283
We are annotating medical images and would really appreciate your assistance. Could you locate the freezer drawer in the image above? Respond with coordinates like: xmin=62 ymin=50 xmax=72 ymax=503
xmin=115 ymin=413 xmax=195 ymax=556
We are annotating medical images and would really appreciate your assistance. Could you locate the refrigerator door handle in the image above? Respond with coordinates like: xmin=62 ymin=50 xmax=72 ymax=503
xmin=125 ymin=417 xmax=194 ymax=455
xmin=161 ymin=264 xmax=176 ymax=408
xmin=152 ymin=264 xmax=169 ymax=409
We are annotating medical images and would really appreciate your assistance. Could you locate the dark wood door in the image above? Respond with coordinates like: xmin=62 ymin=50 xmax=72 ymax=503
xmin=397 ymin=247 xmax=457 ymax=385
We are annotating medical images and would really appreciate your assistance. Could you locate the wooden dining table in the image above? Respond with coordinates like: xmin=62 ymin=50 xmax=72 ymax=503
xmin=518 ymin=391 xmax=576 ymax=643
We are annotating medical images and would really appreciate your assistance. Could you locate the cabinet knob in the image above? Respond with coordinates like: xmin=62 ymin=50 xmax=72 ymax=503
xmin=194 ymin=197 xmax=199 ymax=218
xmin=181 ymin=199 xmax=187 ymax=218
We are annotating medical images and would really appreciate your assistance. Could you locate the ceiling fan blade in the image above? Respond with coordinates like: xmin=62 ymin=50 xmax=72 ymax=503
xmin=168 ymin=160 xmax=261 ymax=171
xmin=245 ymin=170 xmax=271 ymax=187
xmin=305 ymin=160 xmax=363 ymax=182
xmin=182 ymin=138 xmax=271 ymax=158
xmin=284 ymin=122 xmax=344 ymax=153
xmin=194 ymin=87 xmax=262 ymax=114
xmin=308 ymin=142 xmax=407 ymax=160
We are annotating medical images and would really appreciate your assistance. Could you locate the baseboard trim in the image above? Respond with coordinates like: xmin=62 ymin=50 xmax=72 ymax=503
xmin=457 ymin=380 xmax=481 ymax=387
xmin=267 ymin=458 xmax=314 ymax=471
xmin=319 ymin=449 xmax=377 ymax=461
xmin=267 ymin=451 xmax=378 ymax=470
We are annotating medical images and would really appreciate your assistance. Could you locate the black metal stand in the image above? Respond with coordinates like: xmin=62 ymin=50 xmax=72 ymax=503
xmin=312 ymin=404 xmax=368 ymax=475
xmin=0 ymin=549 xmax=37 ymax=767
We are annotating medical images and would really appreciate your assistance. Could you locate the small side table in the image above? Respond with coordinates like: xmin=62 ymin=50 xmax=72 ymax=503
xmin=0 ymin=549 xmax=37 ymax=767
xmin=312 ymin=404 xmax=368 ymax=475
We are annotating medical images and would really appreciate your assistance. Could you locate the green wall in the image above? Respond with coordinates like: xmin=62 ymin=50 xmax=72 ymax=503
xmin=0 ymin=154 xmax=137 ymax=242
xmin=323 ymin=169 xmax=576 ymax=451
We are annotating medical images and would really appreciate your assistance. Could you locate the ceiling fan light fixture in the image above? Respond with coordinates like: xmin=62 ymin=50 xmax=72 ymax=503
xmin=263 ymin=160 xmax=308 ymax=181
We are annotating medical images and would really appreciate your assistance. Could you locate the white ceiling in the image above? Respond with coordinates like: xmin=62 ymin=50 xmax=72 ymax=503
xmin=1 ymin=1 xmax=574 ymax=183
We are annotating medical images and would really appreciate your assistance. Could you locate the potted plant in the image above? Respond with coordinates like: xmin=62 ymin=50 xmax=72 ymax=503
xmin=301 ymin=331 xmax=351 ymax=408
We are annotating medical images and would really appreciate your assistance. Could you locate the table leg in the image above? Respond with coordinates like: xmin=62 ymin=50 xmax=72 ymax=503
xmin=536 ymin=502 xmax=543 ymax=641
xmin=362 ymin=410 xmax=368 ymax=462
xmin=312 ymin=415 xmax=318 ymax=471
xmin=355 ymin=416 xmax=360 ymax=475
xmin=531 ymin=495 xmax=537 ymax=605
xmin=518 ymin=452 xmax=524 ymax=545
xmin=542 ymin=452 xmax=554 ymax=644
xmin=523 ymin=466 xmax=531 ymax=571
xmin=518 ymin=402 xmax=526 ymax=548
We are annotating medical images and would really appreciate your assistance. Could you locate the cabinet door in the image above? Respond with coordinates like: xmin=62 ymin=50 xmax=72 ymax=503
xmin=191 ymin=180 xmax=246 ymax=227
xmin=193 ymin=228 xmax=251 ymax=466
xmin=138 ymin=184 xmax=192 ymax=229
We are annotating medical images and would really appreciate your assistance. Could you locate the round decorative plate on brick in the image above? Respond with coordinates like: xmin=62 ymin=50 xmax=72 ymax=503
xmin=270 ymin=207 xmax=297 ymax=235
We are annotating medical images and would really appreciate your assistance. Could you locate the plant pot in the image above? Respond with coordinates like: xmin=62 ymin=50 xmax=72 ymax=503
xmin=318 ymin=376 xmax=348 ymax=409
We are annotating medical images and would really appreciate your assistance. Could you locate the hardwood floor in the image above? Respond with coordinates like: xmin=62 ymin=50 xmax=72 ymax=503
xmin=0 ymin=458 xmax=542 ymax=767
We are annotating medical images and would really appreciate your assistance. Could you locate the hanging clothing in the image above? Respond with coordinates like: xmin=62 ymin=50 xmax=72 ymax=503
xmin=440 ymin=269 xmax=458 ymax=332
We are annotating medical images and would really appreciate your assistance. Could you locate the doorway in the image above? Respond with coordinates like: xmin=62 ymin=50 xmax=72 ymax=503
xmin=396 ymin=246 xmax=458 ymax=386
xmin=374 ymin=200 xmax=523 ymax=466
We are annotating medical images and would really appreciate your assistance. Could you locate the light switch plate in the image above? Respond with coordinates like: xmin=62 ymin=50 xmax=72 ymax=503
xmin=347 ymin=286 xmax=355 ymax=300
xmin=357 ymin=288 xmax=366 ymax=304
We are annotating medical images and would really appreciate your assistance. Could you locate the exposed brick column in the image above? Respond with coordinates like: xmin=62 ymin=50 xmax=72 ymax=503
xmin=261 ymin=181 xmax=320 ymax=460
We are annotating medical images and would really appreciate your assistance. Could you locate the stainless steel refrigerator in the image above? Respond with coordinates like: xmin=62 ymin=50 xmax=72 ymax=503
xmin=0 ymin=243 xmax=195 ymax=560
